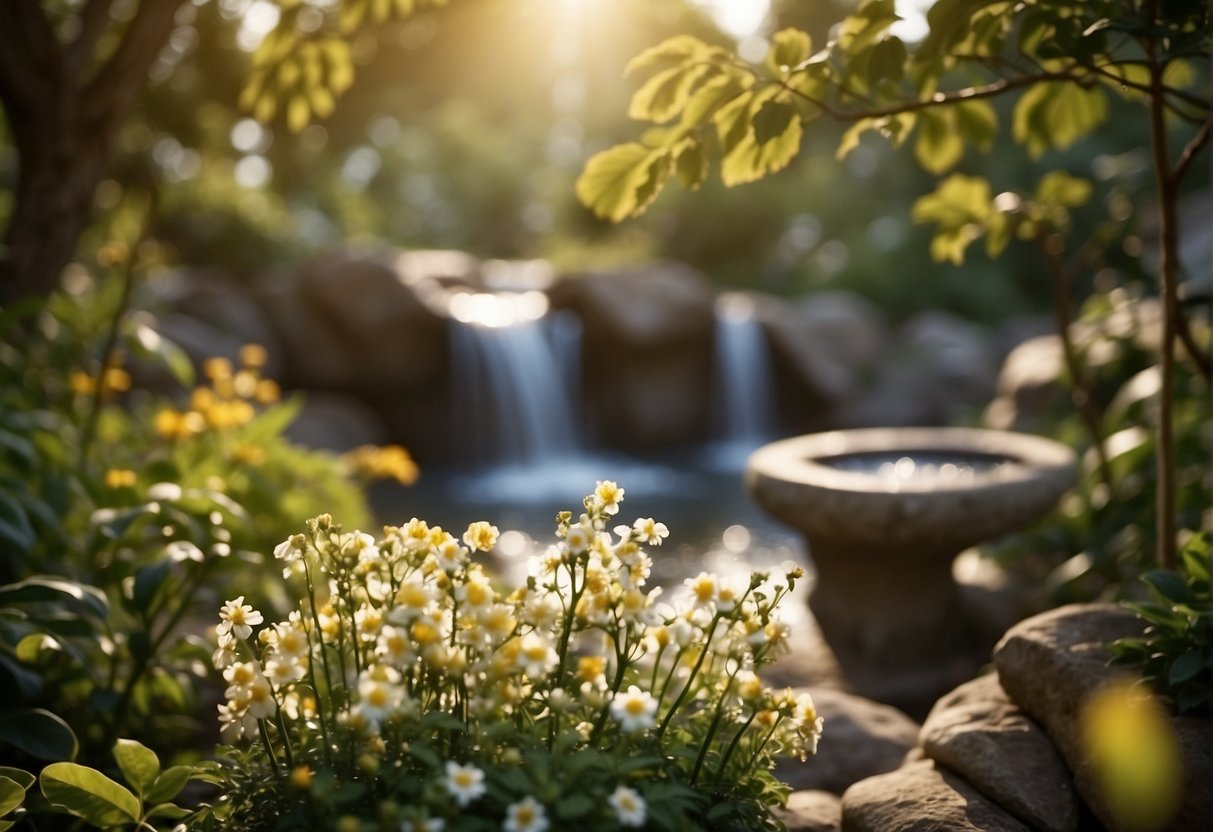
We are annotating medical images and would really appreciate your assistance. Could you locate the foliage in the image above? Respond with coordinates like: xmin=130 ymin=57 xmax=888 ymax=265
xmin=1111 ymin=533 xmax=1211 ymax=713
xmin=31 ymin=738 xmax=208 ymax=830
xmin=0 ymin=268 xmax=408 ymax=815
xmin=200 ymin=484 xmax=819 ymax=830
xmin=576 ymin=0 xmax=1207 ymax=221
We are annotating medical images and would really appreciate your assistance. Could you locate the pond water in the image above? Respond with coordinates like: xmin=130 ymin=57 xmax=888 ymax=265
xmin=370 ymin=442 xmax=809 ymax=617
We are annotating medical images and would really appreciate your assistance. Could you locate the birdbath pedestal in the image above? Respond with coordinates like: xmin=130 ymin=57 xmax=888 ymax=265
xmin=746 ymin=427 xmax=1075 ymax=710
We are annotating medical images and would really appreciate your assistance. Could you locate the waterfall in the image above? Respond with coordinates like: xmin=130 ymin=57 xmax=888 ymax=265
xmin=448 ymin=292 xmax=582 ymax=466
xmin=713 ymin=293 xmax=777 ymax=447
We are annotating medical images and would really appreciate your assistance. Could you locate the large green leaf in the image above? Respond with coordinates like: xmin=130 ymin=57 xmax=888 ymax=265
xmin=0 ymin=776 xmax=24 ymax=818
xmin=113 ymin=739 xmax=160 ymax=798
xmin=911 ymin=174 xmax=994 ymax=264
xmin=914 ymin=108 xmax=965 ymax=174
xmin=575 ymin=143 xmax=668 ymax=222
xmin=145 ymin=765 xmax=194 ymax=805
xmin=628 ymin=65 xmax=711 ymax=123
xmin=1035 ymin=170 xmax=1093 ymax=208
xmin=0 ymin=577 xmax=108 ymax=618
xmin=0 ymin=709 xmax=79 ymax=761
xmin=720 ymin=90 xmax=804 ymax=187
xmin=40 ymin=763 xmax=140 ymax=828
xmin=121 ymin=321 xmax=195 ymax=388
xmin=625 ymin=35 xmax=710 ymax=76
xmin=765 ymin=29 xmax=811 ymax=76
xmin=1012 ymin=81 xmax=1109 ymax=157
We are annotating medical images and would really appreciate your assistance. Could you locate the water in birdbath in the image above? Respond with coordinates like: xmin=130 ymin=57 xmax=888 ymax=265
xmin=819 ymin=450 xmax=1014 ymax=482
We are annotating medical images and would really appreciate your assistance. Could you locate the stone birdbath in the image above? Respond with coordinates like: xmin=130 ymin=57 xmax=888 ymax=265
xmin=746 ymin=427 xmax=1075 ymax=710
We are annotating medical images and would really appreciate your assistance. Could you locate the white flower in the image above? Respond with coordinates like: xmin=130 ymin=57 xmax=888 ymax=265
xmin=358 ymin=666 xmax=404 ymax=725
xmin=608 ymin=785 xmax=647 ymax=827
xmin=218 ymin=596 xmax=263 ymax=641
xmin=504 ymin=796 xmax=548 ymax=832
xmin=516 ymin=632 xmax=558 ymax=679
xmin=564 ymin=523 xmax=592 ymax=554
xmin=273 ymin=619 xmax=310 ymax=661
xmin=610 ymin=685 xmax=658 ymax=733
xmin=244 ymin=674 xmax=277 ymax=719
xmin=463 ymin=521 xmax=499 ymax=552
xmin=265 ymin=655 xmax=307 ymax=687
xmin=217 ymin=701 xmax=257 ymax=742
xmin=684 ymin=572 xmax=718 ymax=609
xmin=593 ymin=480 xmax=624 ymax=515
xmin=631 ymin=517 xmax=669 ymax=545
xmin=444 ymin=761 xmax=486 ymax=808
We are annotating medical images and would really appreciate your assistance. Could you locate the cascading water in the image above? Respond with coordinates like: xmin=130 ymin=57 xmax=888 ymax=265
xmin=712 ymin=292 xmax=778 ymax=451
xmin=447 ymin=291 xmax=582 ymax=466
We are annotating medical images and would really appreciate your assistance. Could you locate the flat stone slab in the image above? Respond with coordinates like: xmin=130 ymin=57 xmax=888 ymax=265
xmin=776 ymin=688 xmax=920 ymax=794
xmin=994 ymin=603 xmax=1210 ymax=832
xmin=840 ymin=761 xmax=1030 ymax=832
xmin=921 ymin=672 xmax=1078 ymax=832
xmin=772 ymin=790 xmax=841 ymax=832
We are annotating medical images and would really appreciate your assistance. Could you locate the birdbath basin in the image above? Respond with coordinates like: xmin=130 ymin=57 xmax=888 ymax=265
xmin=746 ymin=427 xmax=1075 ymax=708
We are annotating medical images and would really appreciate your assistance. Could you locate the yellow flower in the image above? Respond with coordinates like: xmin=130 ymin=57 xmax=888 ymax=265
xmin=232 ymin=442 xmax=267 ymax=465
xmin=254 ymin=378 xmax=281 ymax=405
xmin=463 ymin=521 xmax=499 ymax=552
xmin=239 ymin=343 xmax=268 ymax=369
xmin=203 ymin=356 xmax=233 ymax=381
xmin=104 ymin=469 xmax=137 ymax=489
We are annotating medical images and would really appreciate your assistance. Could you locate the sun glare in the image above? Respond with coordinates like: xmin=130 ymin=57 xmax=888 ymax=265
xmin=693 ymin=0 xmax=770 ymax=38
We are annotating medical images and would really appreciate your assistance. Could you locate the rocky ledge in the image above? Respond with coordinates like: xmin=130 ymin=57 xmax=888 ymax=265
xmin=776 ymin=603 xmax=1210 ymax=832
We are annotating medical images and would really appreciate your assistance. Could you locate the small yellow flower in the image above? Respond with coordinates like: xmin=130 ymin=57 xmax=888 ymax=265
xmin=203 ymin=356 xmax=232 ymax=381
xmin=104 ymin=469 xmax=137 ymax=489
xmin=239 ymin=343 xmax=268 ymax=369
xmin=254 ymin=378 xmax=280 ymax=404
xmin=232 ymin=443 xmax=267 ymax=465
xmin=462 ymin=521 xmax=499 ymax=552
xmin=290 ymin=765 xmax=312 ymax=790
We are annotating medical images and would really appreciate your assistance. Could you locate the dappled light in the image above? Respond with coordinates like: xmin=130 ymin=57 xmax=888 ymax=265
xmin=0 ymin=0 xmax=1208 ymax=829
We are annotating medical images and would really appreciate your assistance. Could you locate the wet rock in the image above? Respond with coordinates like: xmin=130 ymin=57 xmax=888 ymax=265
xmin=982 ymin=334 xmax=1067 ymax=431
xmin=920 ymin=673 xmax=1078 ymax=832
xmin=258 ymin=246 xmax=450 ymax=392
xmin=994 ymin=603 xmax=1211 ymax=832
xmin=775 ymin=689 xmax=919 ymax=794
xmin=841 ymin=761 xmax=1030 ymax=832
xmin=549 ymin=262 xmax=717 ymax=448
xmin=772 ymin=790 xmax=841 ymax=832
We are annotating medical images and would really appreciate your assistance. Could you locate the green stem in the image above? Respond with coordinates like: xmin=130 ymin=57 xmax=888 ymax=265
xmin=258 ymin=717 xmax=281 ymax=775
xmin=713 ymin=709 xmax=759 ymax=784
xmin=302 ymin=556 xmax=335 ymax=765
xmin=656 ymin=613 xmax=722 ymax=740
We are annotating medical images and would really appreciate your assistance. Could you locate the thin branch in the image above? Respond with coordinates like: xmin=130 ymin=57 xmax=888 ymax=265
xmin=784 ymin=70 xmax=1082 ymax=122
xmin=1172 ymin=117 xmax=1211 ymax=184
xmin=1170 ymin=117 xmax=1213 ymax=381
xmin=67 ymin=0 xmax=117 ymax=82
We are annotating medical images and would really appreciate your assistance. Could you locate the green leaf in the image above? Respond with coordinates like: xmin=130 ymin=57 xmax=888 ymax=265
xmin=625 ymin=35 xmax=709 ymax=76
xmin=628 ymin=65 xmax=709 ymax=123
xmin=555 ymin=793 xmax=595 ymax=820
xmin=713 ymin=90 xmax=756 ymax=155
xmin=131 ymin=560 xmax=172 ymax=612
xmin=752 ymin=100 xmax=797 ymax=146
xmin=1143 ymin=570 xmax=1192 ymax=604
xmin=720 ymin=90 xmax=804 ymax=187
xmin=145 ymin=766 xmax=193 ymax=805
xmin=146 ymin=803 xmax=191 ymax=821
xmin=674 ymin=140 xmax=707 ymax=189
xmin=0 ymin=769 xmax=34 ymax=793
xmin=863 ymin=37 xmax=907 ymax=87
xmin=1168 ymin=650 xmax=1205 ymax=685
xmin=0 ymin=709 xmax=79 ymax=761
xmin=1012 ymin=82 xmax=1109 ymax=158
xmin=0 ymin=493 xmax=35 ymax=556
xmin=680 ymin=74 xmax=746 ymax=128
xmin=40 ymin=763 xmax=140 ymax=827
xmin=1035 ymin=171 xmax=1092 ymax=207
xmin=953 ymin=99 xmax=998 ymax=150
xmin=918 ymin=0 xmax=996 ymax=62
xmin=0 ymin=577 xmax=108 ymax=618
xmin=113 ymin=739 xmax=160 ymax=798
xmin=576 ymin=143 xmax=667 ymax=222
xmin=765 ymin=29 xmax=811 ymax=76
xmin=914 ymin=108 xmax=964 ymax=174
xmin=121 ymin=322 xmax=195 ymax=388
xmin=0 ymin=776 xmax=23 ymax=818
xmin=836 ymin=117 xmax=880 ymax=160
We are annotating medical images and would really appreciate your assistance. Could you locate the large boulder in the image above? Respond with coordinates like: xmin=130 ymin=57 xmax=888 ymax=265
xmin=773 ymin=790 xmax=842 ymax=832
xmin=920 ymin=673 xmax=1078 ymax=832
xmin=994 ymin=603 xmax=1211 ymax=832
xmin=549 ymin=263 xmax=717 ymax=449
xmin=776 ymin=689 xmax=920 ymax=794
xmin=256 ymin=246 xmax=453 ymax=393
xmin=841 ymin=761 xmax=1030 ymax=832
xmin=762 ymin=291 xmax=888 ymax=430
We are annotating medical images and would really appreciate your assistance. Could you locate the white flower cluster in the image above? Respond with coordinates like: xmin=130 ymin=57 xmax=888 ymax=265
xmin=212 ymin=481 xmax=821 ymax=827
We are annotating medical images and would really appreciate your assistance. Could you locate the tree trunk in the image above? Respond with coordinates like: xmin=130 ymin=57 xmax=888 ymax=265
xmin=0 ymin=0 xmax=182 ymax=304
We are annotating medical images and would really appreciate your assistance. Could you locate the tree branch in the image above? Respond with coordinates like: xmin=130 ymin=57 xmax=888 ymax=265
xmin=68 ymin=0 xmax=117 ymax=83
xmin=81 ymin=0 xmax=183 ymax=130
